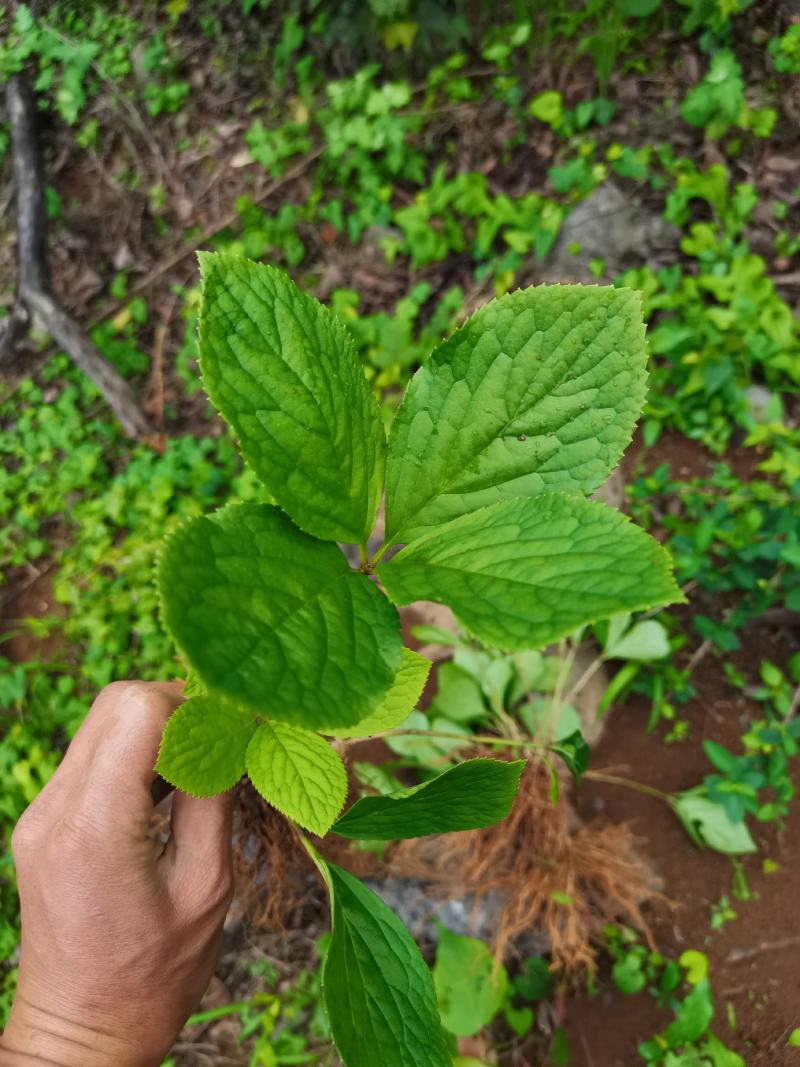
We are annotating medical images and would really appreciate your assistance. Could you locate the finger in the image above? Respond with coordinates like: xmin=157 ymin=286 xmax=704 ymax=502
xmin=66 ymin=681 xmax=184 ymax=831
xmin=165 ymin=790 xmax=235 ymax=887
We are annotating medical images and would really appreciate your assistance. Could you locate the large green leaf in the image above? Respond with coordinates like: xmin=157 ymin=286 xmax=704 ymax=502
xmin=321 ymin=861 xmax=451 ymax=1067
xmin=433 ymin=925 xmax=508 ymax=1037
xmin=383 ymin=284 xmax=647 ymax=545
xmin=673 ymin=793 xmax=757 ymax=855
xmin=332 ymin=758 xmax=525 ymax=840
xmin=159 ymin=502 xmax=401 ymax=729
xmin=198 ymin=253 xmax=385 ymax=544
xmin=378 ymin=494 xmax=682 ymax=650
xmin=156 ymin=695 xmax=256 ymax=796
xmin=324 ymin=648 xmax=431 ymax=739
xmin=246 ymin=721 xmax=347 ymax=836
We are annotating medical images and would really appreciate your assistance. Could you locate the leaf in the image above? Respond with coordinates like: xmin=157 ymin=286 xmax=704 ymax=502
xmin=332 ymin=758 xmax=524 ymax=840
xmin=323 ymin=648 xmax=431 ymax=739
xmin=604 ymin=619 xmax=670 ymax=661
xmin=198 ymin=253 xmax=385 ymax=543
xmin=156 ymin=695 xmax=256 ymax=796
xmin=612 ymin=959 xmax=646 ymax=994
xmin=246 ymin=720 xmax=347 ymax=836
xmin=378 ymin=495 xmax=683 ymax=651
xmin=673 ymin=794 xmax=757 ymax=855
xmin=383 ymin=284 xmax=648 ymax=545
xmin=159 ymin=503 xmax=401 ymax=730
xmin=433 ymin=925 xmax=508 ymax=1037
xmin=551 ymin=728 xmax=589 ymax=780
xmin=679 ymin=950 xmax=709 ymax=984
xmin=666 ymin=978 xmax=714 ymax=1045
xmin=702 ymin=1033 xmax=745 ymax=1066
xmin=321 ymin=861 xmax=451 ymax=1067
xmin=384 ymin=710 xmax=471 ymax=760
xmin=429 ymin=661 xmax=487 ymax=723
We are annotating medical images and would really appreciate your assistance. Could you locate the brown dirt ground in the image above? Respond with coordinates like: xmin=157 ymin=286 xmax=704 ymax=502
xmin=564 ymin=637 xmax=800 ymax=1066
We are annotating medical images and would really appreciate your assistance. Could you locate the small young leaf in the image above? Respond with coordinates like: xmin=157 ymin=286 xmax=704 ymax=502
xmin=604 ymin=619 xmax=670 ymax=661
xmin=551 ymin=728 xmax=590 ymax=780
xmin=433 ymin=925 xmax=508 ymax=1037
xmin=384 ymin=284 xmax=647 ymax=545
xmin=198 ymin=253 xmax=385 ymax=543
xmin=332 ymin=757 xmax=525 ymax=840
xmin=323 ymin=648 xmax=431 ymax=739
xmin=665 ymin=978 xmax=714 ymax=1045
xmin=159 ymin=503 xmax=401 ymax=730
xmin=321 ymin=861 xmax=452 ymax=1067
xmin=246 ymin=720 xmax=347 ymax=836
xmin=156 ymin=695 xmax=256 ymax=796
xmin=378 ymin=494 xmax=683 ymax=651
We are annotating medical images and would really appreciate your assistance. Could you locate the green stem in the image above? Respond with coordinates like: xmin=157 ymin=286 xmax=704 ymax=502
xmin=368 ymin=726 xmax=546 ymax=753
xmin=370 ymin=541 xmax=390 ymax=565
xmin=582 ymin=770 xmax=673 ymax=804
xmin=358 ymin=542 xmax=368 ymax=566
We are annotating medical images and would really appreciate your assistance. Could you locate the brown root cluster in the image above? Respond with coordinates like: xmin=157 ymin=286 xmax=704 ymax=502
xmin=390 ymin=756 xmax=663 ymax=979
xmin=232 ymin=780 xmax=316 ymax=931
xmin=232 ymin=755 xmax=662 ymax=981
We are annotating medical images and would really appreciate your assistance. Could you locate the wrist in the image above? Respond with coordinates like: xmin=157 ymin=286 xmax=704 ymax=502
xmin=0 ymin=997 xmax=150 ymax=1067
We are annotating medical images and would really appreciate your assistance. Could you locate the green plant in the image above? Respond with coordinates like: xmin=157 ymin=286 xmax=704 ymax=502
xmin=152 ymin=253 xmax=681 ymax=1066
xmin=605 ymin=927 xmax=742 ymax=1064
xmin=620 ymin=164 xmax=800 ymax=468
xmin=768 ymin=25 xmax=800 ymax=74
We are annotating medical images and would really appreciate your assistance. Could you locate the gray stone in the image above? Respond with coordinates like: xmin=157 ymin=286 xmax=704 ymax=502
xmin=543 ymin=183 xmax=678 ymax=283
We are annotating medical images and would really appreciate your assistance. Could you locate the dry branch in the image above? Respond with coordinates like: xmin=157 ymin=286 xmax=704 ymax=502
xmin=2 ymin=71 xmax=153 ymax=439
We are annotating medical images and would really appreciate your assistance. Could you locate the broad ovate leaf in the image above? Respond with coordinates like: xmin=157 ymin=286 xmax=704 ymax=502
xmin=198 ymin=253 xmax=385 ymax=543
xmin=159 ymin=502 xmax=401 ymax=730
xmin=156 ymin=695 xmax=256 ymax=796
xmin=378 ymin=494 xmax=682 ymax=651
xmin=332 ymin=758 xmax=525 ymax=840
xmin=324 ymin=648 xmax=431 ymax=739
xmin=246 ymin=720 xmax=347 ymax=836
xmin=384 ymin=284 xmax=647 ymax=545
xmin=320 ymin=860 xmax=451 ymax=1067
xmin=433 ymin=925 xmax=508 ymax=1037
xmin=673 ymin=793 xmax=757 ymax=855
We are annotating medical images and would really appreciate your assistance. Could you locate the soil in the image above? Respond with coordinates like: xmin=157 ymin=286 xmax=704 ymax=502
xmin=564 ymin=621 xmax=800 ymax=1066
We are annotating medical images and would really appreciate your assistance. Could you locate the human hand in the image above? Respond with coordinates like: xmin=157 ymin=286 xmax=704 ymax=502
xmin=0 ymin=681 xmax=235 ymax=1067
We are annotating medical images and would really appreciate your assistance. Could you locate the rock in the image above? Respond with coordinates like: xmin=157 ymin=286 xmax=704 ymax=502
xmin=542 ymin=183 xmax=678 ymax=283
xmin=365 ymin=876 xmax=550 ymax=957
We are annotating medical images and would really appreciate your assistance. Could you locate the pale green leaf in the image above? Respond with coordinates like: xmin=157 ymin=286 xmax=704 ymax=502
xmin=433 ymin=925 xmax=508 ymax=1037
xmin=384 ymin=710 xmax=471 ymax=760
xmin=378 ymin=494 xmax=683 ymax=651
xmin=246 ymin=720 xmax=347 ymax=836
xmin=605 ymin=619 xmax=670 ymax=661
xmin=198 ymin=253 xmax=385 ymax=543
xmin=384 ymin=284 xmax=647 ymax=545
xmin=673 ymin=794 xmax=757 ymax=855
xmin=159 ymin=502 xmax=401 ymax=730
xmin=322 ymin=861 xmax=451 ymax=1067
xmin=156 ymin=695 xmax=256 ymax=796
xmin=429 ymin=661 xmax=487 ymax=723
xmin=332 ymin=758 xmax=525 ymax=840
xmin=324 ymin=648 xmax=431 ymax=739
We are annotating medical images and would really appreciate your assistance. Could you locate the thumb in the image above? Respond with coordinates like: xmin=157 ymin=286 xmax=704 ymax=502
xmin=164 ymin=790 xmax=236 ymax=898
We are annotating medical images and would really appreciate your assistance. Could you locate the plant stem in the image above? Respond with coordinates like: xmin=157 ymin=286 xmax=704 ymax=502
xmin=358 ymin=542 xmax=368 ymax=567
xmin=582 ymin=770 xmax=673 ymax=804
xmin=563 ymin=652 xmax=605 ymax=707
xmin=370 ymin=541 xmax=389 ymax=565
xmin=366 ymin=726 xmax=546 ymax=753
